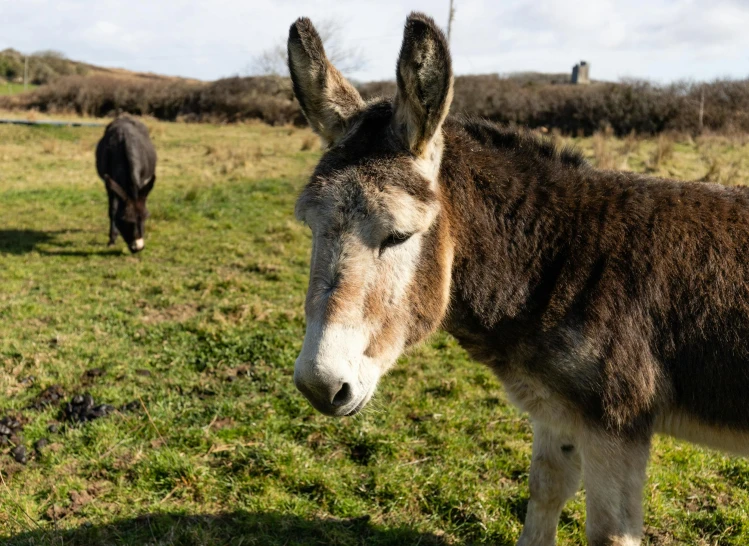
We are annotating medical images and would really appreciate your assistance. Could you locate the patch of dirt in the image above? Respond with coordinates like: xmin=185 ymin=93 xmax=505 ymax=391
xmin=44 ymin=482 xmax=110 ymax=521
xmin=210 ymin=417 xmax=235 ymax=431
xmin=306 ymin=432 xmax=326 ymax=450
xmin=140 ymin=303 xmax=198 ymax=324
xmin=645 ymin=525 xmax=679 ymax=545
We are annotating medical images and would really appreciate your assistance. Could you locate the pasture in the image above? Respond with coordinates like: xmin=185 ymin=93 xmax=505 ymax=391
xmin=0 ymin=113 xmax=748 ymax=545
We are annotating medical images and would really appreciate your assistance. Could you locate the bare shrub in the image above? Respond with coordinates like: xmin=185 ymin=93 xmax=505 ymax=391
xmin=250 ymin=18 xmax=366 ymax=77
xmin=2 ymin=70 xmax=748 ymax=136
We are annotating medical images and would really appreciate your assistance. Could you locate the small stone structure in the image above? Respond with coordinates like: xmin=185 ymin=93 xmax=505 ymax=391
xmin=571 ymin=61 xmax=590 ymax=85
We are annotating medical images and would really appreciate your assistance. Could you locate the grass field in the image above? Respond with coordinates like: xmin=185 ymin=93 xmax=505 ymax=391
xmin=0 ymin=114 xmax=748 ymax=545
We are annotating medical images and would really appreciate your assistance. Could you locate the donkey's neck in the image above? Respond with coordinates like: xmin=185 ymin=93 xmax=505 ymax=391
xmin=438 ymin=119 xmax=607 ymax=362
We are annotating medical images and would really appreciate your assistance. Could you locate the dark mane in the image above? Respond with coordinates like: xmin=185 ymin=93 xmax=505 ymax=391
xmin=455 ymin=117 xmax=588 ymax=168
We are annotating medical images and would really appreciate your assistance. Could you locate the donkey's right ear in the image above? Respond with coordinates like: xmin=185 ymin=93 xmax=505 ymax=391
xmin=104 ymin=175 xmax=129 ymax=202
xmin=288 ymin=17 xmax=365 ymax=146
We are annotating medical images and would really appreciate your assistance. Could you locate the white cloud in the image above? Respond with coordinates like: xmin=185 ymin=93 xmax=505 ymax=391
xmin=0 ymin=0 xmax=747 ymax=82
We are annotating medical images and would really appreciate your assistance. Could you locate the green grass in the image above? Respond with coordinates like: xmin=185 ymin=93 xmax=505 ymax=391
xmin=0 ymin=117 xmax=748 ymax=545
xmin=0 ymin=83 xmax=36 ymax=96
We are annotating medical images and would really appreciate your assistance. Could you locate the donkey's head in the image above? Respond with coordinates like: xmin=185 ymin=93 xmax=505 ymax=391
xmin=290 ymin=13 xmax=455 ymax=416
xmin=105 ymin=174 xmax=154 ymax=253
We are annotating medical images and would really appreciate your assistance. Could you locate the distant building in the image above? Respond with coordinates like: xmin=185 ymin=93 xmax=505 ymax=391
xmin=571 ymin=61 xmax=590 ymax=85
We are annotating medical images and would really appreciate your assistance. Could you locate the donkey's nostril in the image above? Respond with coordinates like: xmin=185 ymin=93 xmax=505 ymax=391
xmin=331 ymin=382 xmax=353 ymax=407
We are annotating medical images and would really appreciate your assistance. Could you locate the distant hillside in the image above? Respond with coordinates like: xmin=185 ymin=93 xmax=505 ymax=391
xmin=1 ymin=49 xmax=748 ymax=136
xmin=0 ymin=48 xmax=193 ymax=85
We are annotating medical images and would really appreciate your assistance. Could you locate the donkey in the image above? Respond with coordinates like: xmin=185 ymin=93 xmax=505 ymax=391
xmin=95 ymin=116 xmax=156 ymax=253
xmin=288 ymin=13 xmax=749 ymax=546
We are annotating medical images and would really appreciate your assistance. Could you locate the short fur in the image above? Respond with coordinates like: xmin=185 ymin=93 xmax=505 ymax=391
xmin=95 ymin=116 xmax=157 ymax=253
xmin=289 ymin=12 xmax=749 ymax=546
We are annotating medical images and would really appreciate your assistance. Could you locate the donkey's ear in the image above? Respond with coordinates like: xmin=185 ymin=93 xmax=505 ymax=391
xmin=288 ymin=17 xmax=365 ymax=145
xmin=140 ymin=175 xmax=156 ymax=198
xmin=105 ymin=175 xmax=129 ymax=202
xmin=393 ymin=12 xmax=453 ymax=157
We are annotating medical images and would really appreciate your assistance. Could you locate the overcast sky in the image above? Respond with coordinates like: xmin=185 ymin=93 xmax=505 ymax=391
xmin=1 ymin=0 xmax=748 ymax=83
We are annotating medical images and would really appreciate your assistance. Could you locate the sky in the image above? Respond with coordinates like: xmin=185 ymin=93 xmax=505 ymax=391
xmin=1 ymin=0 xmax=748 ymax=84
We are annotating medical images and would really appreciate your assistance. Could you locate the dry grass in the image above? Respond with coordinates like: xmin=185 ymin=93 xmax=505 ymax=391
xmin=592 ymin=127 xmax=617 ymax=170
xmin=647 ymin=133 xmax=676 ymax=171
xmin=577 ymin=131 xmax=749 ymax=185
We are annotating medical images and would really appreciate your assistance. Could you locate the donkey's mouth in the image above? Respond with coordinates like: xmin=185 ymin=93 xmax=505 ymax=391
xmin=345 ymin=398 xmax=368 ymax=416
xmin=343 ymin=388 xmax=375 ymax=416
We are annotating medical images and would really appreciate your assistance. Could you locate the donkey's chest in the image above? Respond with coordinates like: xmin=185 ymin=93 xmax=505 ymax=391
xmin=493 ymin=365 xmax=588 ymax=435
xmin=448 ymin=322 xmax=603 ymax=432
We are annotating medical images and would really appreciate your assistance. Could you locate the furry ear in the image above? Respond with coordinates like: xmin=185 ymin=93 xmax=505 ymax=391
xmin=288 ymin=17 xmax=365 ymax=145
xmin=393 ymin=12 xmax=453 ymax=157
xmin=140 ymin=175 xmax=156 ymax=198
xmin=104 ymin=175 xmax=130 ymax=202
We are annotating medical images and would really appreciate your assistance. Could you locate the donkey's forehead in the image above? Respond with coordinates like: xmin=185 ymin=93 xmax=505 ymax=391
xmin=295 ymin=100 xmax=438 ymax=226
xmin=296 ymin=163 xmax=438 ymax=232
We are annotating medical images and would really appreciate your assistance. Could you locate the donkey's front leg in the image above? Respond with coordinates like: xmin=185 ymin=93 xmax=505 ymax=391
xmin=517 ymin=421 xmax=582 ymax=546
xmin=107 ymin=193 xmax=119 ymax=246
xmin=581 ymin=432 xmax=651 ymax=546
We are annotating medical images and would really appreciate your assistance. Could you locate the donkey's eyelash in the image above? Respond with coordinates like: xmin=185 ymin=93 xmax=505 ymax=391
xmin=379 ymin=232 xmax=413 ymax=254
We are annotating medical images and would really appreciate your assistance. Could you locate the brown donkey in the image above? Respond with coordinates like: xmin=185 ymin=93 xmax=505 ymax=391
xmin=288 ymin=13 xmax=749 ymax=546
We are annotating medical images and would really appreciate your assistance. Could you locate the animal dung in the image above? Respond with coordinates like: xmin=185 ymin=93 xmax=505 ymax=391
xmin=82 ymin=367 xmax=105 ymax=380
xmin=120 ymin=400 xmax=141 ymax=413
xmin=62 ymin=393 xmax=115 ymax=423
xmin=0 ymin=415 xmax=23 ymax=444
xmin=30 ymin=384 xmax=65 ymax=410
xmin=11 ymin=445 xmax=27 ymax=464
xmin=1 ymin=416 xmax=27 ymax=463
xmin=34 ymin=438 xmax=49 ymax=452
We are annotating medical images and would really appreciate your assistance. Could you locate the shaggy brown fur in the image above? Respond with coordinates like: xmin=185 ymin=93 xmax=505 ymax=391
xmin=442 ymin=117 xmax=749 ymax=435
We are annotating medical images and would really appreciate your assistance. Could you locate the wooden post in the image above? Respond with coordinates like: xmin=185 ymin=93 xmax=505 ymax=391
xmin=447 ymin=0 xmax=456 ymax=43
xmin=24 ymin=56 xmax=28 ymax=91
xmin=698 ymin=87 xmax=705 ymax=133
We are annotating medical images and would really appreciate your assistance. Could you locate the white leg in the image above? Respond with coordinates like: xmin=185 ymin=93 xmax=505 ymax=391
xmin=517 ymin=421 xmax=582 ymax=546
xmin=582 ymin=432 xmax=651 ymax=546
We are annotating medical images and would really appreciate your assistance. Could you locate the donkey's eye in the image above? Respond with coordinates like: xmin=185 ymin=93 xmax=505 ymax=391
xmin=379 ymin=232 xmax=413 ymax=254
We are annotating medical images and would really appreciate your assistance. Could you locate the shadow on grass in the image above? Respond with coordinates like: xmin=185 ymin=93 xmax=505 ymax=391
xmin=0 ymin=229 xmax=59 ymax=255
xmin=37 ymin=248 xmax=123 ymax=257
xmin=0 ymin=229 xmax=120 ymax=257
xmin=2 ymin=511 xmax=454 ymax=546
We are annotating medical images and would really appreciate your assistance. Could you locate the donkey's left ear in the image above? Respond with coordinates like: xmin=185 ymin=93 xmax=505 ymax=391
xmin=288 ymin=17 xmax=365 ymax=146
xmin=393 ymin=12 xmax=453 ymax=157
xmin=140 ymin=175 xmax=156 ymax=197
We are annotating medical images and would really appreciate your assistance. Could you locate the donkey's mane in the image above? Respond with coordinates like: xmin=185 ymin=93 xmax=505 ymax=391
xmin=351 ymin=99 xmax=587 ymax=170
xmin=455 ymin=117 xmax=588 ymax=169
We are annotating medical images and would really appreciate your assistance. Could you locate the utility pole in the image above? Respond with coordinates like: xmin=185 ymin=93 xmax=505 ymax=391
xmin=24 ymin=56 xmax=28 ymax=90
xmin=447 ymin=0 xmax=456 ymax=43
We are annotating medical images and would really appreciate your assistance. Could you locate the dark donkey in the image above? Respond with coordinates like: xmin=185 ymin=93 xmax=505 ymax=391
xmin=288 ymin=12 xmax=749 ymax=546
xmin=95 ymin=116 xmax=156 ymax=253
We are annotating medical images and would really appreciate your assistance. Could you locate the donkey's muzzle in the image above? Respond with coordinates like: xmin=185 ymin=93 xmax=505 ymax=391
xmin=294 ymin=370 xmax=356 ymax=416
